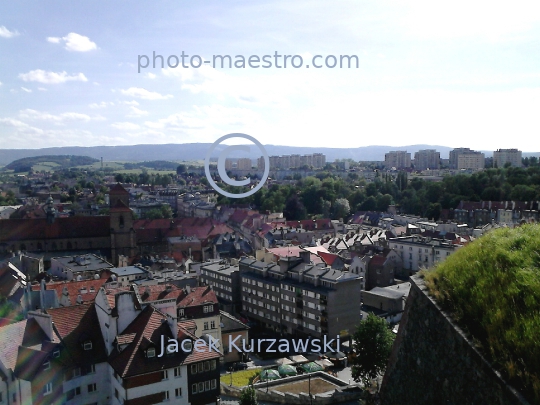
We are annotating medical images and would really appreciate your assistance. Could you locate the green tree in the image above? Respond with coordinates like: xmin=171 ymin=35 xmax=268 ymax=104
xmin=332 ymin=198 xmax=350 ymax=219
xmin=239 ymin=385 xmax=258 ymax=405
xmin=351 ymin=313 xmax=395 ymax=387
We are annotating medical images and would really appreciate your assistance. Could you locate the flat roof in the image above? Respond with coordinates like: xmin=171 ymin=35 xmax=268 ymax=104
xmin=52 ymin=254 xmax=113 ymax=272
xmin=111 ymin=265 xmax=149 ymax=277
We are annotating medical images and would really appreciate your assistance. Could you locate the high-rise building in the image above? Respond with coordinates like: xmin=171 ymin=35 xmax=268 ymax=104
xmin=236 ymin=158 xmax=252 ymax=170
xmin=258 ymin=153 xmax=326 ymax=170
xmin=449 ymin=148 xmax=485 ymax=170
xmin=385 ymin=151 xmax=411 ymax=169
xmin=493 ymin=149 xmax=522 ymax=168
xmin=414 ymin=149 xmax=440 ymax=170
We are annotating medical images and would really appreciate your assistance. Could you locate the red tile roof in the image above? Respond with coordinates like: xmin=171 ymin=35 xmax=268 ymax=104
xmin=0 ymin=216 xmax=111 ymax=242
xmin=31 ymin=279 xmax=107 ymax=305
xmin=109 ymin=305 xmax=220 ymax=378
xmin=47 ymin=303 xmax=108 ymax=366
xmin=317 ymin=251 xmax=340 ymax=266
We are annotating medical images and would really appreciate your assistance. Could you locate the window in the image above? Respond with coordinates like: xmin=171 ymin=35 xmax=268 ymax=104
xmin=43 ymin=360 xmax=50 ymax=370
xmin=147 ymin=347 xmax=156 ymax=358
xmin=163 ymin=391 xmax=169 ymax=400
xmin=191 ymin=364 xmax=197 ymax=374
xmin=115 ymin=388 xmax=119 ymax=399
xmin=203 ymin=322 xmax=209 ymax=330
xmin=83 ymin=341 xmax=92 ymax=350
xmin=210 ymin=321 xmax=216 ymax=329
xmin=198 ymin=382 xmax=204 ymax=392
xmin=43 ymin=383 xmax=53 ymax=396
xmin=175 ymin=388 xmax=182 ymax=397
xmin=198 ymin=363 xmax=203 ymax=373
xmin=211 ymin=360 xmax=216 ymax=370
xmin=161 ymin=370 xmax=168 ymax=380
xmin=203 ymin=305 xmax=213 ymax=313
xmin=88 ymin=383 xmax=97 ymax=392
xmin=74 ymin=387 xmax=81 ymax=396
xmin=192 ymin=384 xmax=198 ymax=394
xmin=73 ymin=367 xmax=81 ymax=378
xmin=205 ymin=380 xmax=210 ymax=391
xmin=52 ymin=348 xmax=60 ymax=358
xmin=174 ymin=367 xmax=181 ymax=377
xmin=211 ymin=379 xmax=217 ymax=389
xmin=89 ymin=364 xmax=96 ymax=374
xmin=204 ymin=361 xmax=210 ymax=371
xmin=178 ymin=308 xmax=184 ymax=317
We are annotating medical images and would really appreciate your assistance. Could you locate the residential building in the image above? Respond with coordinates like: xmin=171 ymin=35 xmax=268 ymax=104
xmin=220 ymin=311 xmax=250 ymax=363
xmin=8 ymin=252 xmax=44 ymax=280
xmin=449 ymin=148 xmax=485 ymax=170
xmin=50 ymin=254 xmax=114 ymax=281
xmin=388 ymin=235 xmax=461 ymax=274
xmin=199 ymin=262 xmax=241 ymax=314
xmin=239 ymin=255 xmax=361 ymax=339
xmin=413 ymin=149 xmax=440 ymax=170
xmin=493 ymin=148 xmax=522 ymax=168
xmin=384 ymin=151 xmax=411 ymax=169
xmin=258 ymin=153 xmax=326 ymax=170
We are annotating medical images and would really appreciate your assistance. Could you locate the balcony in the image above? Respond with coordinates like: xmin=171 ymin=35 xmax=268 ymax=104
xmin=321 ymin=310 xmax=327 ymax=317
xmin=296 ymin=299 xmax=303 ymax=309
xmin=320 ymin=298 xmax=327 ymax=305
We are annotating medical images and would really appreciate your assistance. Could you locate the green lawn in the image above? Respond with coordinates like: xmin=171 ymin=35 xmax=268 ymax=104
xmin=423 ymin=224 xmax=540 ymax=402
xmin=220 ymin=368 xmax=262 ymax=387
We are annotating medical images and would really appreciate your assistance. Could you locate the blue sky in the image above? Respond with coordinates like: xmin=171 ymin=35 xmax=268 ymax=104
xmin=1 ymin=1 xmax=540 ymax=151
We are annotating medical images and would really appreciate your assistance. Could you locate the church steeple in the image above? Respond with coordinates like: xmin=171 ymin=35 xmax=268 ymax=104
xmin=45 ymin=195 xmax=56 ymax=224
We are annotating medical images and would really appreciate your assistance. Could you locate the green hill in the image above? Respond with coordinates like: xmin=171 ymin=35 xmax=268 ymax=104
xmin=4 ymin=155 xmax=98 ymax=172
xmin=424 ymin=224 xmax=540 ymax=402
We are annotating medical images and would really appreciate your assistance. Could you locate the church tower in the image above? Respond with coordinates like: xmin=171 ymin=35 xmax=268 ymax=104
xmin=109 ymin=184 xmax=136 ymax=265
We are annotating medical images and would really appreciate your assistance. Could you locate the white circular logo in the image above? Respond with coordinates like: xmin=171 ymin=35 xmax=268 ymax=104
xmin=204 ymin=133 xmax=269 ymax=198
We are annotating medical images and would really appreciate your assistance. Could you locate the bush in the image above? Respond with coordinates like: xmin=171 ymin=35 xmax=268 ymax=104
xmin=424 ymin=224 xmax=540 ymax=402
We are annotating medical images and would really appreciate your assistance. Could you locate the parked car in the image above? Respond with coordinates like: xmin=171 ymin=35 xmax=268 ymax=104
xmin=231 ymin=362 xmax=248 ymax=371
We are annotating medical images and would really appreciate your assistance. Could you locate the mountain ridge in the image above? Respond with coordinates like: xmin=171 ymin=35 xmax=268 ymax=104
xmin=0 ymin=144 xmax=538 ymax=166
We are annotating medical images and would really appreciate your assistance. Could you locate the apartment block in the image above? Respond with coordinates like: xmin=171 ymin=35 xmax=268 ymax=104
xmin=258 ymin=153 xmax=326 ymax=170
xmin=388 ymin=235 xmax=461 ymax=274
xmin=384 ymin=151 xmax=411 ymax=169
xmin=493 ymin=148 xmax=522 ymax=168
xmin=413 ymin=149 xmax=440 ymax=170
xmin=239 ymin=255 xmax=361 ymax=339
xmin=199 ymin=262 xmax=241 ymax=314
xmin=449 ymin=148 xmax=485 ymax=170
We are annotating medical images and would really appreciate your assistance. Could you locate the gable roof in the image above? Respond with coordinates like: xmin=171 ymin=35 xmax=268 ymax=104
xmin=47 ymin=303 xmax=108 ymax=367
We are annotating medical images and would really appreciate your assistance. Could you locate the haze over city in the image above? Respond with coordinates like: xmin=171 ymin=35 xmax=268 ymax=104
xmin=1 ymin=1 xmax=540 ymax=151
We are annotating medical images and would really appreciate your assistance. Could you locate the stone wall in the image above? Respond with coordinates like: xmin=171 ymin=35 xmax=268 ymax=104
xmin=380 ymin=275 xmax=531 ymax=405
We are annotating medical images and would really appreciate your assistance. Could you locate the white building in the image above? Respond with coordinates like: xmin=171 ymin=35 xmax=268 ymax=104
xmin=493 ymin=148 xmax=522 ymax=168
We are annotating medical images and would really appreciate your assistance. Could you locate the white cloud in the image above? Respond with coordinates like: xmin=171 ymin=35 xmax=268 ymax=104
xmin=17 ymin=109 xmax=102 ymax=124
xmin=111 ymin=122 xmax=140 ymax=130
xmin=145 ymin=73 xmax=157 ymax=79
xmin=21 ymin=87 xmax=32 ymax=93
xmin=47 ymin=32 xmax=97 ymax=51
xmin=89 ymin=101 xmax=114 ymax=109
xmin=19 ymin=70 xmax=88 ymax=84
xmin=0 ymin=81 xmax=3 ymax=86
xmin=120 ymin=87 xmax=173 ymax=100
xmin=0 ymin=118 xmax=43 ymax=135
xmin=38 ymin=87 xmax=47 ymax=91
xmin=0 ymin=26 xmax=19 ymax=38
xmin=127 ymin=106 xmax=148 ymax=117
xmin=120 ymin=100 xmax=140 ymax=106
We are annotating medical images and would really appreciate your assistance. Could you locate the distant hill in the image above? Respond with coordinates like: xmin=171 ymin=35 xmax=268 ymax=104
xmin=0 ymin=144 xmax=538 ymax=165
xmin=4 ymin=155 xmax=98 ymax=172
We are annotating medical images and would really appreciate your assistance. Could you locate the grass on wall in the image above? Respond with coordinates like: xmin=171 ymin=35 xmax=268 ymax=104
xmin=423 ymin=224 xmax=540 ymax=403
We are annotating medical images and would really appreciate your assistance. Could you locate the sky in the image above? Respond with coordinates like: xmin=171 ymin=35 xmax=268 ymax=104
xmin=1 ymin=1 xmax=540 ymax=151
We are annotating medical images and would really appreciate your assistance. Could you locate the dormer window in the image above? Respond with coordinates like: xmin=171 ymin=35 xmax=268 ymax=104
xmin=147 ymin=347 xmax=156 ymax=358
xmin=83 ymin=340 xmax=92 ymax=350
xmin=52 ymin=348 xmax=60 ymax=358
xmin=178 ymin=308 xmax=185 ymax=317
xmin=43 ymin=360 xmax=51 ymax=370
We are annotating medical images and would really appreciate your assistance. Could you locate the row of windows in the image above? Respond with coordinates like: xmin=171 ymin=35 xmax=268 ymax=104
xmin=203 ymin=321 xmax=216 ymax=330
xmin=192 ymin=379 xmax=217 ymax=394
xmin=190 ymin=360 xmax=217 ymax=374
xmin=67 ymin=383 xmax=97 ymax=398
xmin=161 ymin=367 xmax=182 ymax=380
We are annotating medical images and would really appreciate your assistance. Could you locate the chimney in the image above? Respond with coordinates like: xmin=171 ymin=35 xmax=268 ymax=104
xmin=185 ymin=285 xmax=191 ymax=294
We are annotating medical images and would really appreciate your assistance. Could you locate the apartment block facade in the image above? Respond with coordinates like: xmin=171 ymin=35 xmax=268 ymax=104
xmin=258 ymin=153 xmax=326 ymax=170
xmin=384 ymin=151 xmax=411 ymax=169
xmin=388 ymin=235 xmax=461 ymax=273
xmin=239 ymin=256 xmax=361 ymax=339
xmin=449 ymin=148 xmax=485 ymax=170
xmin=413 ymin=149 xmax=440 ymax=170
xmin=493 ymin=148 xmax=522 ymax=168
